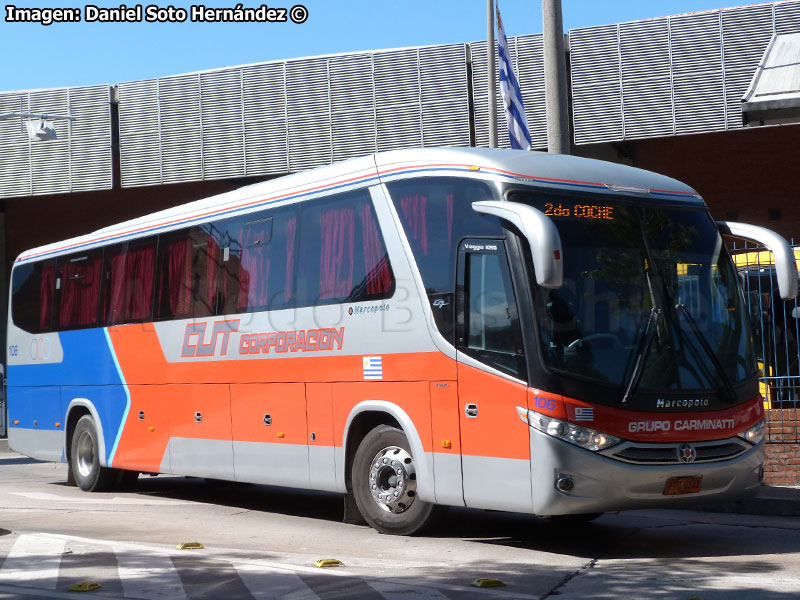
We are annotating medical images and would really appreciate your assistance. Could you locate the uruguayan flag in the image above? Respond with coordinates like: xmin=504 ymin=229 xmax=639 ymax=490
xmin=363 ymin=356 xmax=383 ymax=380
xmin=574 ymin=407 xmax=595 ymax=422
xmin=496 ymin=4 xmax=533 ymax=151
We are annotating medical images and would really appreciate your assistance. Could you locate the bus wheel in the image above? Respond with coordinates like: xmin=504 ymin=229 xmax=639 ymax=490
xmin=352 ymin=425 xmax=440 ymax=535
xmin=70 ymin=415 xmax=116 ymax=492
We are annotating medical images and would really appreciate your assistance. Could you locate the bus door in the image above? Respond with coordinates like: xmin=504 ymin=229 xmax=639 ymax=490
xmin=455 ymin=239 xmax=533 ymax=513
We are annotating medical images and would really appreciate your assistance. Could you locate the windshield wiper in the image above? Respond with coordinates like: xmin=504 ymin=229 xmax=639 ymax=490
xmin=674 ymin=302 xmax=738 ymax=403
xmin=621 ymin=307 xmax=662 ymax=404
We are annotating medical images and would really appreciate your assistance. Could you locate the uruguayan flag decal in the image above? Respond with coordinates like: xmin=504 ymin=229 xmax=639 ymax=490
xmin=574 ymin=407 xmax=594 ymax=421
xmin=363 ymin=356 xmax=383 ymax=380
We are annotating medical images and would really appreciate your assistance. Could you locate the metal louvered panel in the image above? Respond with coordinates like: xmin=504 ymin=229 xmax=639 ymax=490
xmin=721 ymin=4 xmax=774 ymax=73
xmin=286 ymin=58 xmax=331 ymax=170
xmin=244 ymin=119 xmax=288 ymax=175
xmin=68 ymin=86 xmax=112 ymax=192
xmin=332 ymin=109 xmax=376 ymax=161
xmin=374 ymin=49 xmax=420 ymax=108
xmin=329 ymin=54 xmax=376 ymax=160
xmin=158 ymin=75 xmax=203 ymax=184
xmin=724 ymin=68 xmax=757 ymax=129
xmin=470 ymin=39 xmax=511 ymax=149
xmin=118 ymin=79 xmax=161 ymax=188
xmin=569 ymin=25 xmax=622 ymax=146
xmin=419 ymin=44 xmax=470 ymax=148
xmin=329 ymin=54 xmax=374 ymax=113
xmin=0 ymin=85 xmax=111 ymax=198
xmin=571 ymin=82 xmax=624 ymax=145
xmin=619 ymin=19 xmax=671 ymax=81
xmin=673 ymin=72 xmax=726 ymax=135
xmin=200 ymin=70 xmax=242 ymax=126
xmin=621 ymin=78 xmax=674 ymax=139
xmin=376 ymin=105 xmax=421 ymax=151
xmin=31 ymin=140 xmax=71 ymax=195
xmin=670 ymin=12 xmax=723 ymax=75
xmin=422 ymin=99 xmax=470 ymax=147
xmin=242 ymin=63 xmax=287 ymax=121
xmin=516 ymin=34 xmax=546 ymax=150
xmin=569 ymin=25 xmax=620 ymax=84
xmin=775 ymin=0 xmax=800 ymax=33
xmin=200 ymin=70 xmax=245 ymax=180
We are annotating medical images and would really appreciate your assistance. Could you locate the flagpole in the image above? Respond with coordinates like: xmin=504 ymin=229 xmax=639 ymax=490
xmin=487 ymin=0 xmax=498 ymax=148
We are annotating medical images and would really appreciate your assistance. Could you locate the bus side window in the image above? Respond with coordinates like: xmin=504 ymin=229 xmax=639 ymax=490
xmin=296 ymin=190 xmax=393 ymax=307
xmin=101 ymin=240 xmax=157 ymax=326
xmin=57 ymin=250 xmax=104 ymax=330
xmin=218 ymin=208 xmax=298 ymax=314
xmin=154 ymin=226 xmax=221 ymax=320
xmin=10 ymin=259 xmax=57 ymax=333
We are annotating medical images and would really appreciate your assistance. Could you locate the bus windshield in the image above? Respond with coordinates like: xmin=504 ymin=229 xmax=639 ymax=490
xmin=511 ymin=192 xmax=756 ymax=395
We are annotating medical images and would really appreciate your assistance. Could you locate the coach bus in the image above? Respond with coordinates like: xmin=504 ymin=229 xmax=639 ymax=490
xmin=7 ymin=148 xmax=796 ymax=535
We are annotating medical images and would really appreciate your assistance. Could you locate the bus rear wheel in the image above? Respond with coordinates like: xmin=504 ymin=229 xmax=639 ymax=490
xmin=70 ymin=415 xmax=117 ymax=492
xmin=351 ymin=425 xmax=440 ymax=535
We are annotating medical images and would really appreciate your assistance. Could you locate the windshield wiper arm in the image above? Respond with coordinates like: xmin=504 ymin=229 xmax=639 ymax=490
xmin=621 ymin=307 xmax=662 ymax=404
xmin=674 ymin=303 xmax=738 ymax=403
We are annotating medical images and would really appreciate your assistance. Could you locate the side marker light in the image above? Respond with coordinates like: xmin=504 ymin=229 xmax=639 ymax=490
xmin=441 ymin=440 xmax=452 ymax=449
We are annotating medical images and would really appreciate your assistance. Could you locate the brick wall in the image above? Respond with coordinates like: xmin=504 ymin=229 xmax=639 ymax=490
xmin=764 ymin=408 xmax=800 ymax=485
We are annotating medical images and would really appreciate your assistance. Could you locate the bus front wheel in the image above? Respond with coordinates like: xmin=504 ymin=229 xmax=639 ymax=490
xmin=70 ymin=415 xmax=117 ymax=492
xmin=351 ymin=425 xmax=441 ymax=535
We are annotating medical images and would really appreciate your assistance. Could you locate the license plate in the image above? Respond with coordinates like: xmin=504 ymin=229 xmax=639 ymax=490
xmin=663 ymin=476 xmax=702 ymax=496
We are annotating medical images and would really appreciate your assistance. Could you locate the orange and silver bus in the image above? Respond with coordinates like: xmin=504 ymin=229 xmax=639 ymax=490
xmin=7 ymin=148 xmax=796 ymax=534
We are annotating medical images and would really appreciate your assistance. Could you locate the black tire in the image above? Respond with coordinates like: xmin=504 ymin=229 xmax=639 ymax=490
xmin=70 ymin=415 xmax=117 ymax=492
xmin=351 ymin=425 xmax=442 ymax=535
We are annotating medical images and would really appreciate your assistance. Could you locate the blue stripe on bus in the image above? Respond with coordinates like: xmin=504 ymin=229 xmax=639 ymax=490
xmin=7 ymin=329 xmax=129 ymax=465
xmin=104 ymin=328 xmax=130 ymax=468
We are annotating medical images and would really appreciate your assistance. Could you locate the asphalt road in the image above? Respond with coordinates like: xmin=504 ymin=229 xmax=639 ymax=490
xmin=1 ymin=452 xmax=799 ymax=599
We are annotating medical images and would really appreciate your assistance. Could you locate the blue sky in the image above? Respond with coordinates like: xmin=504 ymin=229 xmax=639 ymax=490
xmin=0 ymin=1 xmax=762 ymax=91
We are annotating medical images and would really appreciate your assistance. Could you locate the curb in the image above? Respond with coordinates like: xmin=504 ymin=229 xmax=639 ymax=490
xmin=685 ymin=484 xmax=800 ymax=517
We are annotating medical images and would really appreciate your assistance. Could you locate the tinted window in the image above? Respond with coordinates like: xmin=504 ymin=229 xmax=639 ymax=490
xmin=101 ymin=240 xmax=156 ymax=325
xmin=155 ymin=225 xmax=220 ymax=320
xmin=11 ymin=259 xmax=56 ymax=333
xmin=458 ymin=241 xmax=525 ymax=379
xmin=386 ymin=177 xmax=501 ymax=341
xmin=217 ymin=207 xmax=298 ymax=313
xmin=296 ymin=190 xmax=393 ymax=306
xmin=57 ymin=251 xmax=104 ymax=330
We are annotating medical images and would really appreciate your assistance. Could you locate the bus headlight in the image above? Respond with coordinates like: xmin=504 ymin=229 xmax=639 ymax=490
xmin=737 ymin=419 xmax=766 ymax=445
xmin=521 ymin=409 xmax=621 ymax=452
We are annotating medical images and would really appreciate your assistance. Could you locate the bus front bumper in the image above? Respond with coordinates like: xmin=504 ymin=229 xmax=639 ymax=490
xmin=529 ymin=428 xmax=765 ymax=516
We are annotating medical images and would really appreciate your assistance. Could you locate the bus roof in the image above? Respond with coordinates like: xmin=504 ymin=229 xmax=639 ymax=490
xmin=16 ymin=147 xmax=703 ymax=264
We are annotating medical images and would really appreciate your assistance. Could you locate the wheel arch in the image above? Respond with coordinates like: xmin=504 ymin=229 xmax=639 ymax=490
xmin=65 ymin=399 xmax=108 ymax=467
xmin=340 ymin=401 xmax=435 ymax=503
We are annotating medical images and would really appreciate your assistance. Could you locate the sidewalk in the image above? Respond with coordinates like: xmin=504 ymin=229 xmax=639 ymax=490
xmin=0 ymin=437 xmax=798 ymax=516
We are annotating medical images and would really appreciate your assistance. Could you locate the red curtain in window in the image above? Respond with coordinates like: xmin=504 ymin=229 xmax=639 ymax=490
xmin=237 ymin=223 xmax=271 ymax=311
xmin=400 ymin=194 xmax=428 ymax=256
xmin=40 ymin=265 xmax=55 ymax=330
xmin=362 ymin=204 xmax=391 ymax=296
xmin=59 ymin=257 xmax=102 ymax=328
xmin=161 ymin=239 xmax=192 ymax=317
xmin=106 ymin=245 xmax=155 ymax=324
xmin=319 ymin=207 xmax=354 ymax=300
xmin=285 ymin=217 xmax=296 ymax=303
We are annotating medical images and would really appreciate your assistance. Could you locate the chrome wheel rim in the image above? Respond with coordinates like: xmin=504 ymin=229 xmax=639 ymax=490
xmin=368 ymin=445 xmax=417 ymax=513
xmin=75 ymin=430 xmax=95 ymax=478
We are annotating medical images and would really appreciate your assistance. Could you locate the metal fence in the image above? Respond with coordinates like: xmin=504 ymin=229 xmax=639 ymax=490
xmin=729 ymin=239 xmax=800 ymax=443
